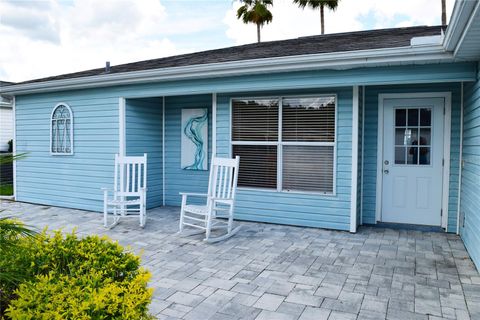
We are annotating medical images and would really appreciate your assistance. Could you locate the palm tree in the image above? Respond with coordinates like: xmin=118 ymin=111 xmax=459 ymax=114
xmin=237 ymin=0 xmax=273 ymax=43
xmin=441 ymin=0 xmax=447 ymax=25
xmin=294 ymin=0 xmax=340 ymax=35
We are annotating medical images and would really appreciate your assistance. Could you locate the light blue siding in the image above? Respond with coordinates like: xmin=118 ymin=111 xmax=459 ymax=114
xmin=15 ymin=91 xmax=119 ymax=211
xmin=461 ymin=62 xmax=480 ymax=269
xmin=164 ymin=94 xmax=212 ymax=206
xmin=361 ymin=83 xmax=462 ymax=232
xmin=125 ymin=98 xmax=163 ymax=208
xmin=216 ymin=87 xmax=353 ymax=231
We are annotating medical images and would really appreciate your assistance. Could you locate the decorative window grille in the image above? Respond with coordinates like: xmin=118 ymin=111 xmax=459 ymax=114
xmin=231 ymin=96 xmax=336 ymax=194
xmin=50 ymin=103 xmax=73 ymax=155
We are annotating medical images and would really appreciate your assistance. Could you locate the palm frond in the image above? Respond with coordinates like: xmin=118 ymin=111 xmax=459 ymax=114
xmin=236 ymin=0 xmax=273 ymax=26
xmin=293 ymin=0 xmax=340 ymax=10
xmin=0 ymin=217 xmax=37 ymax=248
xmin=0 ymin=153 xmax=28 ymax=165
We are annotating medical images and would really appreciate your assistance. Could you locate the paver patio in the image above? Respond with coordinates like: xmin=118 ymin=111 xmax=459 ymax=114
xmin=1 ymin=200 xmax=479 ymax=320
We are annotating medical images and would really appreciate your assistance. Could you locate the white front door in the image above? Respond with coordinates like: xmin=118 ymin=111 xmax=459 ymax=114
xmin=381 ymin=98 xmax=444 ymax=226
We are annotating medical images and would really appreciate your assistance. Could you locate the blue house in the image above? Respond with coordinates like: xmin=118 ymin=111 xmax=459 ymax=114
xmin=1 ymin=2 xmax=479 ymax=267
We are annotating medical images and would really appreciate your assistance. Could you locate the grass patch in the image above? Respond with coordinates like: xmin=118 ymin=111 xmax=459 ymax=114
xmin=0 ymin=184 xmax=13 ymax=196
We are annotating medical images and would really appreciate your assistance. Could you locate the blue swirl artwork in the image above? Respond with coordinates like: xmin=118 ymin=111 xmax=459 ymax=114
xmin=181 ymin=108 xmax=208 ymax=170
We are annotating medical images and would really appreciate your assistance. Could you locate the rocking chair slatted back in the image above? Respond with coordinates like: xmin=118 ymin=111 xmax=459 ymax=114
xmin=115 ymin=154 xmax=147 ymax=196
xmin=208 ymin=156 xmax=240 ymax=201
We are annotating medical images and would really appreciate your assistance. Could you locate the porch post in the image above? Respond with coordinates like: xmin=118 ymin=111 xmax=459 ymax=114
xmin=118 ymin=97 xmax=126 ymax=156
xmin=212 ymin=93 xmax=217 ymax=158
xmin=162 ymin=96 xmax=166 ymax=206
xmin=350 ymin=86 xmax=359 ymax=233
xmin=12 ymin=96 xmax=16 ymax=200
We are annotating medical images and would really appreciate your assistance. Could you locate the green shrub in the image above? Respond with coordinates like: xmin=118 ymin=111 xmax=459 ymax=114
xmin=1 ymin=230 xmax=153 ymax=319
xmin=0 ymin=218 xmax=37 ymax=313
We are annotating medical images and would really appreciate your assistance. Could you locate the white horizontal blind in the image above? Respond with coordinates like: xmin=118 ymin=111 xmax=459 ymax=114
xmin=232 ymin=145 xmax=277 ymax=188
xmin=232 ymin=99 xmax=278 ymax=141
xmin=231 ymin=96 xmax=336 ymax=193
xmin=282 ymin=97 xmax=335 ymax=142
xmin=281 ymin=97 xmax=335 ymax=193
xmin=283 ymin=145 xmax=334 ymax=192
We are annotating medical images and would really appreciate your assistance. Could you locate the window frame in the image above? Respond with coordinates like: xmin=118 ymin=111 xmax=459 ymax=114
xmin=50 ymin=102 xmax=74 ymax=156
xmin=230 ymin=94 xmax=337 ymax=196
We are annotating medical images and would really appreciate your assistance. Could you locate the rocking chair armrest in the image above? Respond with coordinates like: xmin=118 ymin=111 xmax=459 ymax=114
xmin=210 ymin=197 xmax=234 ymax=204
xmin=179 ymin=192 xmax=208 ymax=198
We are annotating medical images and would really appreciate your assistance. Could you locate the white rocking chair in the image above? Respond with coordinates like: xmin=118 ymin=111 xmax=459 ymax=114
xmin=102 ymin=154 xmax=147 ymax=229
xmin=179 ymin=156 xmax=241 ymax=243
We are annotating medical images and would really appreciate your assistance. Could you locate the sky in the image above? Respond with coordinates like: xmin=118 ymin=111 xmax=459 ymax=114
xmin=0 ymin=0 xmax=455 ymax=83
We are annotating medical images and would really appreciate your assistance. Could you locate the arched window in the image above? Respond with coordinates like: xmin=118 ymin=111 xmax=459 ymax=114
xmin=50 ymin=103 xmax=73 ymax=155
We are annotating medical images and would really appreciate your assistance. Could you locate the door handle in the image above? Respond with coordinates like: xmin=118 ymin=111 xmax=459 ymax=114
xmin=384 ymin=170 xmax=389 ymax=174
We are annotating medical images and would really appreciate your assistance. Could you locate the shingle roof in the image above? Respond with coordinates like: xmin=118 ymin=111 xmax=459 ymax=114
xmin=0 ymin=81 xmax=15 ymax=87
xmin=19 ymin=25 xmax=443 ymax=85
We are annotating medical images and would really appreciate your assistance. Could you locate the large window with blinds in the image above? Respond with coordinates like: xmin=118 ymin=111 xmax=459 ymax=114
xmin=231 ymin=95 xmax=336 ymax=194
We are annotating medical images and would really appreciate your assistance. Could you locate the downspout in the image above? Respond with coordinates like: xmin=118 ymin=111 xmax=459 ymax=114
xmin=456 ymin=82 xmax=464 ymax=235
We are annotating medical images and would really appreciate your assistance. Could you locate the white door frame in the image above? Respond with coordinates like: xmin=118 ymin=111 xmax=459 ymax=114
xmin=376 ymin=92 xmax=451 ymax=230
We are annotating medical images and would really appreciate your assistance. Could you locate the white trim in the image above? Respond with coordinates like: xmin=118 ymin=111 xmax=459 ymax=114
xmin=162 ymin=96 xmax=166 ymax=206
xmin=277 ymin=98 xmax=283 ymax=192
xmin=453 ymin=1 xmax=480 ymax=58
xmin=360 ymin=86 xmax=365 ymax=225
xmin=376 ymin=92 xmax=452 ymax=229
xmin=375 ymin=98 xmax=384 ymax=223
xmin=119 ymin=98 xmax=126 ymax=156
xmin=49 ymin=102 xmax=74 ymax=156
xmin=1 ymin=45 xmax=455 ymax=96
xmin=230 ymin=94 xmax=338 ymax=196
xmin=350 ymin=86 xmax=359 ymax=233
xmin=456 ymin=82 xmax=464 ymax=235
xmin=442 ymin=93 xmax=452 ymax=230
xmin=228 ymin=100 xmax=232 ymax=158
xmin=12 ymin=95 xmax=16 ymax=200
xmin=444 ymin=0 xmax=478 ymax=52
xmin=212 ymin=93 xmax=217 ymax=159
xmin=231 ymin=141 xmax=334 ymax=146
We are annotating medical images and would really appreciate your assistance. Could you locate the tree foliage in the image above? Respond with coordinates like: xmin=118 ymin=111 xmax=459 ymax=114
xmin=237 ymin=0 xmax=273 ymax=42
xmin=293 ymin=0 xmax=340 ymax=34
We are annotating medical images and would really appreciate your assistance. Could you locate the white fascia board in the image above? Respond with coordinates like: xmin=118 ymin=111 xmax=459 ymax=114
xmin=453 ymin=1 xmax=480 ymax=58
xmin=444 ymin=0 xmax=477 ymax=52
xmin=1 ymin=45 xmax=453 ymax=95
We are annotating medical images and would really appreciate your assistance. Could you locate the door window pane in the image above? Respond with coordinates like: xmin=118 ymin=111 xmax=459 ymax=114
xmin=395 ymin=129 xmax=405 ymax=145
xmin=395 ymin=109 xmax=406 ymax=126
xmin=419 ymin=147 xmax=430 ymax=165
xmin=419 ymin=129 xmax=431 ymax=145
xmin=406 ymin=128 xmax=418 ymax=146
xmin=408 ymin=109 xmax=418 ymax=126
xmin=420 ymin=108 xmax=431 ymax=126
xmin=408 ymin=147 xmax=419 ymax=165
xmin=395 ymin=147 xmax=406 ymax=164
